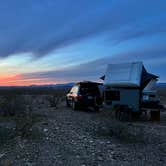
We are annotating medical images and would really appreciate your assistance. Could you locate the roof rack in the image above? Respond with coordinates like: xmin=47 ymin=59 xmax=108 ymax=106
xmin=76 ymin=81 xmax=103 ymax=85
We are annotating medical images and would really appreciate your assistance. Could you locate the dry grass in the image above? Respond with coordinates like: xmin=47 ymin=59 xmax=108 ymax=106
xmin=0 ymin=94 xmax=48 ymax=144
xmin=0 ymin=87 xmax=165 ymax=146
xmin=0 ymin=88 xmax=67 ymax=144
xmin=96 ymin=110 xmax=145 ymax=143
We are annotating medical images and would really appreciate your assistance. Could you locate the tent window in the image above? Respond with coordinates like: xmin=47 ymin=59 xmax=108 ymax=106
xmin=105 ymin=90 xmax=120 ymax=101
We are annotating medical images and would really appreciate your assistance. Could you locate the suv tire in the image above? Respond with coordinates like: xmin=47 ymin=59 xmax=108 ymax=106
xmin=72 ymin=100 xmax=79 ymax=111
xmin=94 ymin=106 xmax=100 ymax=112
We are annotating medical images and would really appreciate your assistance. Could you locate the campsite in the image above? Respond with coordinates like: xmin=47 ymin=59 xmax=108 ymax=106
xmin=0 ymin=1 xmax=166 ymax=165
xmin=0 ymin=78 xmax=166 ymax=165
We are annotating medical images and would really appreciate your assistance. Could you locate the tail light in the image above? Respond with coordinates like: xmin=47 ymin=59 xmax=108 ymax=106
xmin=96 ymin=95 xmax=103 ymax=100
xmin=76 ymin=95 xmax=83 ymax=101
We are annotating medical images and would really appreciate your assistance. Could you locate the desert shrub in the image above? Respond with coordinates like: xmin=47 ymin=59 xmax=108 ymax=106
xmin=14 ymin=105 xmax=45 ymax=139
xmin=0 ymin=127 xmax=15 ymax=145
xmin=0 ymin=95 xmax=27 ymax=116
xmin=49 ymin=95 xmax=57 ymax=107
xmin=96 ymin=120 xmax=145 ymax=143
xmin=49 ymin=90 xmax=67 ymax=108
xmin=96 ymin=109 xmax=146 ymax=143
xmin=0 ymin=113 xmax=44 ymax=144
xmin=111 ymin=121 xmax=145 ymax=143
xmin=0 ymin=95 xmax=46 ymax=149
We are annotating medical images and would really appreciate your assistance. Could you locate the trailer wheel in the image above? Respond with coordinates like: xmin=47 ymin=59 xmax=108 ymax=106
xmin=114 ymin=105 xmax=121 ymax=120
xmin=122 ymin=105 xmax=132 ymax=121
xmin=114 ymin=105 xmax=132 ymax=121
xmin=118 ymin=110 xmax=124 ymax=121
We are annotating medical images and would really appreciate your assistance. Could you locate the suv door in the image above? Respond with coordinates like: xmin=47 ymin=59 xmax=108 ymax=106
xmin=67 ymin=86 xmax=79 ymax=105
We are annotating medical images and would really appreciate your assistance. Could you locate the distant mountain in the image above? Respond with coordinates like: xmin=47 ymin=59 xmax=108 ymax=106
xmin=29 ymin=82 xmax=75 ymax=88
xmin=0 ymin=82 xmax=75 ymax=89
xmin=54 ymin=82 xmax=75 ymax=88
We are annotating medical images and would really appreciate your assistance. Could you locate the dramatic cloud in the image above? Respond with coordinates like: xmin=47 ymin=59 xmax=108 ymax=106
xmin=0 ymin=0 xmax=112 ymax=57
xmin=0 ymin=0 xmax=166 ymax=84
xmin=0 ymin=0 xmax=165 ymax=58
xmin=20 ymin=45 xmax=166 ymax=83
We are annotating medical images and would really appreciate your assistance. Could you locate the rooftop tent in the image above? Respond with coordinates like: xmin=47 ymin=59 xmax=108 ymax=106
xmin=140 ymin=66 xmax=158 ymax=90
xmin=104 ymin=62 xmax=143 ymax=87
xmin=102 ymin=62 xmax=158 ymax=89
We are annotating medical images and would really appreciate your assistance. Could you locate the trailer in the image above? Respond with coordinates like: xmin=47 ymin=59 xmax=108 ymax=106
xmin=102 ymin=62 xmax=160 ymax=121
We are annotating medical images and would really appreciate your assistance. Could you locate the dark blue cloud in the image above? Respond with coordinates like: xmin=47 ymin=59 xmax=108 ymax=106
xmin=0 ymin=0 xmax=165 ymax=58
xmin=0 ymin=0 xmax=166 ymax=82
xmin=0 ymin=0 xmax=113 ymax=57
xmin=21 ymin=44 xmax=166 ymax=82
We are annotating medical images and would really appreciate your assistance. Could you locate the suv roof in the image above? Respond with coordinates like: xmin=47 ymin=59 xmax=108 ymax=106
xmin=75 ymin=81 xmax=103 ymax=86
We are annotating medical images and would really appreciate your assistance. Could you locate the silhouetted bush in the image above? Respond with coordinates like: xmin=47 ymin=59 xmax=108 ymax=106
xmin=14 ymin=109 xmax=45 ymax=139
xmin=0 ymin=95 xmax=27 ymax=116
xmin=0 ymin=126 xmax=15 ymax=145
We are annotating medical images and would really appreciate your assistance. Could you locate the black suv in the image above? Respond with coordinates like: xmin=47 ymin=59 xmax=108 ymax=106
xmin=66 ymin=81 xmax=103 ymax=111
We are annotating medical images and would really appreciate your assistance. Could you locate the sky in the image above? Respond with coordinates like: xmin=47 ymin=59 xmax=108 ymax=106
xmin=0 ymin=0 xmax=166 ymax=86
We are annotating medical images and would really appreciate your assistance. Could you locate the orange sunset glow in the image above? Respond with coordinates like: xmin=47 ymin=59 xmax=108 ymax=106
xmin=0 ymin=0 xmax=165 ymax=86
xmin=0 ymin=74 xmax=58 ymax=86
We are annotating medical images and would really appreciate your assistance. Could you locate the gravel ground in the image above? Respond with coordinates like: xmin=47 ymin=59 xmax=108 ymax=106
xmin=0 ymin=101 xmax=166 ymax=166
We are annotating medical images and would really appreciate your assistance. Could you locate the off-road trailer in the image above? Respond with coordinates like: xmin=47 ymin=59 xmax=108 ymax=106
xmin=102 ymin=62 xmax=160 ymax=121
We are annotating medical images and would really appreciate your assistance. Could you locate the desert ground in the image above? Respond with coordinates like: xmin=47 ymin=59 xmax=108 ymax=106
xmin=0 ymin=87 xmax=166 ymax=166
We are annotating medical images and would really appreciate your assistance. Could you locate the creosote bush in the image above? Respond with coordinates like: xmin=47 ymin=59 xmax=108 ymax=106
xmin=14 ymin=109 xmax=44 ymax=139
xmin=0 ymin=95 xmax=45 ymax=141
xmin=0 ymin=95 xmax=26 ymax=116
xmin=0 ymin=127 xmax=15 ymax=145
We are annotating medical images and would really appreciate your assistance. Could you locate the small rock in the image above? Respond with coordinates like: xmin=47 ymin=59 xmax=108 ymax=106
xmin=43 ymin=122 xmax=48 ymax=125
xmin=100 ymin=141 xmax=104 ymax=144
xmin=25 ymin=162 xmax=33 ymax=166
xmin=57 ymin=155 xmax=62 ymax=158
xmin=76 ymin=155 xmax=80 ymax=158
xmin=0 ymin=153 xmax=6 ymax=159
xmin=1 ymin=159 xmax=12 ymax=166
xmin=97 ymin=156 xmax=103 ymax=161
xmin=16 ymin=155 xmax=20 ymax=159
xmin=43 ymin=128 xmax=48 ymax=132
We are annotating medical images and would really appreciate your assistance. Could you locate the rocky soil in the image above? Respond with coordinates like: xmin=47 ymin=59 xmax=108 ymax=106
xmin=0 ymin=100 xmax=166 ymax=166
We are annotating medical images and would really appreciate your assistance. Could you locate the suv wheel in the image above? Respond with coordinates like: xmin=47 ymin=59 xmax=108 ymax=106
xmin=94 ymin=106 xmax=100 ymax=112
xmin=72 ymin=100 xmax=79 ymax=111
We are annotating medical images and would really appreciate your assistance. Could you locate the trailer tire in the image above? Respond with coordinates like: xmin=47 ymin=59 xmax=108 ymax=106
xmin=114 ymin=104 xmax=120 ymax=120
xmin=115 ymin=105 xmax=132 ymax=121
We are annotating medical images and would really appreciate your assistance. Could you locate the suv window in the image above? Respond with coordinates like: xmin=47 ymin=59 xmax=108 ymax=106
xmin=70 ymin=86 xmax=79 ymax=93
xmin=80 ymin=85 xmax=100 ymax=95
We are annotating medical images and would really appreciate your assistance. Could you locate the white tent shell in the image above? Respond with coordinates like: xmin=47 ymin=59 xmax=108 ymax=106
xmin=104 ymin=62 xmax=143 ymax=87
